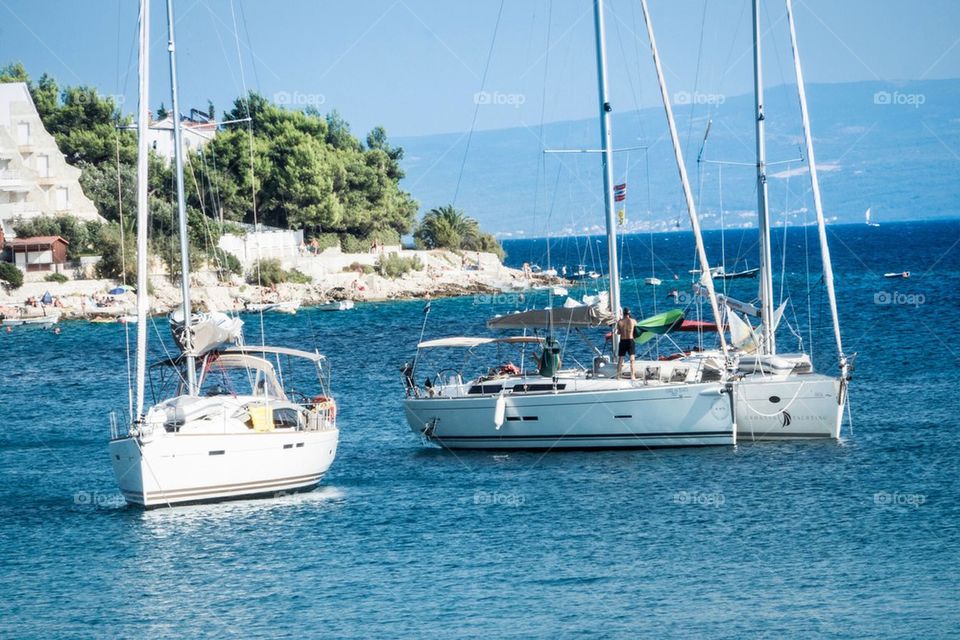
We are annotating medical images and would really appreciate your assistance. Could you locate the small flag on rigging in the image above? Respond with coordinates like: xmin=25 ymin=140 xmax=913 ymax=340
xmin=614 ymin=182 xmax=627 ymax=202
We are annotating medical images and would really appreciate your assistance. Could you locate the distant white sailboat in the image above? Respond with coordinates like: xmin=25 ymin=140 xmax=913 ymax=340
xmin=244 ymin=299 xmax=302 ymax=314
xmin=865 ymin=207 xmax=880 ymax=227
xmin=316 ymin=299 xmax=355 ymax=312
xmin=1 ymin=309 xmax=60 ymax=329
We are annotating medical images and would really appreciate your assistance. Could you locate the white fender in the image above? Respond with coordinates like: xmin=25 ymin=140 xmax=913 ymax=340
xmin=494 ymin=393 xmax=506 ymax=430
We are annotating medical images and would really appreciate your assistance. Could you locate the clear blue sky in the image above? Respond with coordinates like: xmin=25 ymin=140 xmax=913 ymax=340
xmin=1 ymin=0 xmax=958 ymax=138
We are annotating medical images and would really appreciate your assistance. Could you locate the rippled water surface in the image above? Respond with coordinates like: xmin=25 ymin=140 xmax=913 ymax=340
xmin=1 ymin=221 xmax=958 ymax=638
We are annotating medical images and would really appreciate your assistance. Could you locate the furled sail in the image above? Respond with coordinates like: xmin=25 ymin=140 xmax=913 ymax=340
xmin=487 ymin=305 xmax=612 ymax=330
xmin=169 ymin=311 xmax=244 ymax=357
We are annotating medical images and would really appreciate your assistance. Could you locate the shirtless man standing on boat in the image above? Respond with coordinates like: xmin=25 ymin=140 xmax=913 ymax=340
xmin=616 ymin=308 xmax=638 ymax=380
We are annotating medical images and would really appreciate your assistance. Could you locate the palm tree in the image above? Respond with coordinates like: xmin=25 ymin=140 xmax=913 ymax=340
xmin=414 ymin=204 xmax=480 ymax=250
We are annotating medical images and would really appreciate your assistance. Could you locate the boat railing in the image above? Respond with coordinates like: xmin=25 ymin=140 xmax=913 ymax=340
xmin=306 ymin=399 xmax=337 ymax=431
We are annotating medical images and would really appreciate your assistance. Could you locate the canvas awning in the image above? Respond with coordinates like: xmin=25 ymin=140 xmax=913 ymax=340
xmin=417 ymin=336 xmax=545 ymax=349
xmin=486 ymin=305 xmax=612 ymax=330
xmin=223 ymin=345 xmax=326 ymax=363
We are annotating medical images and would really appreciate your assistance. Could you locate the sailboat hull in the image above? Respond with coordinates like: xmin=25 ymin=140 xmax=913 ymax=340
xmin=734 ymin=374 xmax=841 ymax=440
xmin=405 ymin=382 xmax=735 ymax=449
xmin=109 ymin=429 xmax=339 ymax=507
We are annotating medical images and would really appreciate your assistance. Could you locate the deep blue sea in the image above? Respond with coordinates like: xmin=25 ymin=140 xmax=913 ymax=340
xmin=1 ymin=220 xmax=958 ymax=638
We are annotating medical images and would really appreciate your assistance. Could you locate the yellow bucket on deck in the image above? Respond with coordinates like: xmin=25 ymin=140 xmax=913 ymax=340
xmin=249 ymin=405 xmax=274 ymax=432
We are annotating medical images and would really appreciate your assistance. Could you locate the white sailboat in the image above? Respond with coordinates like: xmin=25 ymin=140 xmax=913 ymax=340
xmin=316 ymin=299 xmax=355 ymax=312
xmin=1 ymin=310 xmax=60 ymax=329
xmin=400 ymin=0 xmax=735 ymax=450
xmin=680 ymin=0 xmax=850 ymax=440
xmin=865 ymin=207 xmax=879 ymax=227
xmin=109 ymin=0 xmax=338 ymax=507
xmin=244 ymin=299 xmax=302 ymax=314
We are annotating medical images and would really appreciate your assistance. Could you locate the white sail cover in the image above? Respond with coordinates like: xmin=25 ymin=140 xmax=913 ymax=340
xmin=418 ymin=336 xmax=545 ymax=349
xmin=169 ymin=311 xmax=244 ymax=357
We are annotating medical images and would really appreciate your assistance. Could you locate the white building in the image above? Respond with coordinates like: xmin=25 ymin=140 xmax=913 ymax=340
xmin=218 ymin=223 xmax=304 ymax=269
xmin=0 ymin=82 xmax=103 ymax=238
xmin=145 ymin=114 xmax=217 ymax=163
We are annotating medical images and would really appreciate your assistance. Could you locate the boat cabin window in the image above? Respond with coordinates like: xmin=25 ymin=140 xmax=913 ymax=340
xmin=272 ymin=407 xmax=301 ymax=429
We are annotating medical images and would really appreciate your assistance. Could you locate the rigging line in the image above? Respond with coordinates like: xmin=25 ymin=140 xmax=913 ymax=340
xmin=205 ymin=2 xmax=242 ymax=100
xmin=452 ymin=0 xmax=506 ymax=205
xmin=803 ymin=205 xmax=813 ymax=358
xmin=718 ymin=162 xmax=727 ymax=297
xmin=627 ymin=0 xmax=647 ymax=143
xmin=715 ymin=1 xmax=748 ymax=94
xmin=229 ymin=0 xmax=266 ymax=349
xmin=683 ymin=0 xmax=710 ymax=163
xmin=762 ymin=0 xmax=791 ymax=105
xmin=115 ymin=0 xmax=124 ymax=99
xmin=116 ymin=128 xmax=134 ymax=421
xmin=183 ymin=152 xmax=224 ymax=282
xmin=116 ymin=1 xmax=140 ymax=104
xmin=779 ymin=163 xmax=790 ymax=305
xmin=237 ymin=0 xmax=262 ymax=91
xmin=609 ymin=0 xmax=643 ymax=120
xmin=535 ymin=0 xmax=554 ymax=290
xmin=205 ymin=142 xmax=225 ymax=224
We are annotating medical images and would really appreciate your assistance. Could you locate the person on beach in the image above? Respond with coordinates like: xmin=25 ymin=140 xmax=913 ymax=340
xmin=616 ymin=308 xmax=638 ymax=380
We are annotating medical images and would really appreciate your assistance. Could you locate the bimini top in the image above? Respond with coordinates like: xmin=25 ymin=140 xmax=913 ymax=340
xmin=153 ymin=345 xmax=325 ymax=368
xmin=222 ymin=346 xmax=326 ymax=363
xmin=417 ymin=336 xmax=545 ymax=349
xmin=486 ymin=305 xmax=612 ymax=330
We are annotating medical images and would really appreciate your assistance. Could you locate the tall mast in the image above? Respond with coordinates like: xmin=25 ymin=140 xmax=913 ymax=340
xmin=165 ymin=0 xmax=196 ymax=394
xmin=785 ymin=0 xmax=845 ymax=369
xmin=592 ymin=0 xmax=621 ymax=333
xmin=752 ymin=0 xmax=776 ymax=354
xmin=134 ymin=0 xmax=150 ymax=420
xmin=640 ymin=0 xmax=728 ymax=358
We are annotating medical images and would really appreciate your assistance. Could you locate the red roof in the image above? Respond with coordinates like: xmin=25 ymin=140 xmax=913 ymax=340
xmin=8 ymin=235 xmax=69 ymax=246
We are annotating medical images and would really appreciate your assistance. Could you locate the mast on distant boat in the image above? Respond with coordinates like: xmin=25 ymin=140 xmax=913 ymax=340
xmin=165 ymin=0 xmax=197 ymax=394
xmin=134 ymin=0 xmax=150 ymax=420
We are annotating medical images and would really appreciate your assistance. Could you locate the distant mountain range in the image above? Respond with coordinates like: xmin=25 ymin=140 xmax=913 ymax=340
xmin=396 ymin=79 xmax=960 ymax=237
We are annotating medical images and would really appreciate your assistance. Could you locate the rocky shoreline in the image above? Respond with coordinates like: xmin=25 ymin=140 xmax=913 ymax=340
xmin=0 ymin=248 xmax=565 ymax=322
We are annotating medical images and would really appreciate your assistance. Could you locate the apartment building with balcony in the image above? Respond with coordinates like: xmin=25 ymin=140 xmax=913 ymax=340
xmin=0 ymin=82 xmax=104 ymax=239
xmin=145 ymin=112 xmax=217 ymax=163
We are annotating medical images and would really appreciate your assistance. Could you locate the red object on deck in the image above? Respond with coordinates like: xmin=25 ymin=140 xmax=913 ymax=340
xmin=675 ymin=320 xmax=720 ymax=332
